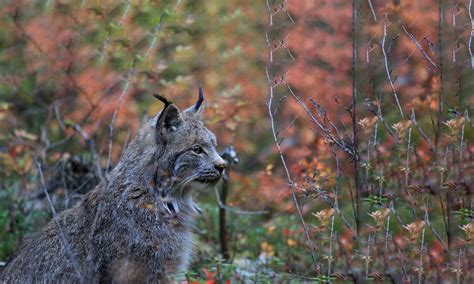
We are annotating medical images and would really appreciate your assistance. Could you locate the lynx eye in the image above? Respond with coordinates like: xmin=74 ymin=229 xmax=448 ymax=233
xmin=191 ymin=146 xmax=204 ymax=155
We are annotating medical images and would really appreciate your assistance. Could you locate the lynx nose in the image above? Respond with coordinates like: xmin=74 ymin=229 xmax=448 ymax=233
xmin=214 ymin=162 xmax=227 ymax=174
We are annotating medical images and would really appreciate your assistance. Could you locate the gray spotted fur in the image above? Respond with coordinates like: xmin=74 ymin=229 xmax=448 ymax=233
xmin=0 ymin=93 xmax=226 ymax=283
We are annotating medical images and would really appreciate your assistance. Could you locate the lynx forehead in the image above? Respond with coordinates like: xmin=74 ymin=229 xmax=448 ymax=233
xmin=0 ymin=84 xmax=226 ymax=282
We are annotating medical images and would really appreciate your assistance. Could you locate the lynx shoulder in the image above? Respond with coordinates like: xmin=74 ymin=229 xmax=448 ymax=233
xmin=0 ymin=86 xmax=226 ymax=283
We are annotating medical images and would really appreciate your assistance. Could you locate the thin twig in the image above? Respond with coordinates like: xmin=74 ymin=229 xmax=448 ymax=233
xmin=214 ymin=187 xmax=267 ymax=215
xmin=400 ymin=23 xmax=438 ymax=70
xmin=382 ymin=19 xmax=404 ymax=117
xmin=105 ymin=9 xmax=168 ymax=175
xmin=410 ymin=110 xmax=435 ymax=151
xmin=287 ymin=85 xmax=355 ymax=157
xmin=35 ymin=159 xmax=84 ymax=280
xmin=105 ymin=60 xmax=137 ymax=175
xmin=467 ymin=0 xmax=474 ymax=69
xmin=98 ymin=0 xmax=132 ymax=63
xmin=368 ymin=0 xmax=377 ymax=22
xmin=352 ymin=0 xmax=361 ymax=235
xmin=418 ymin=227 xmax=426 ymax=284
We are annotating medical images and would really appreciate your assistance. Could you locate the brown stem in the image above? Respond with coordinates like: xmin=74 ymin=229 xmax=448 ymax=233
xmin=352 ymin=0 xmax=362 ymax=236
xmin=219 ymin=176 xmax=230 ymax=260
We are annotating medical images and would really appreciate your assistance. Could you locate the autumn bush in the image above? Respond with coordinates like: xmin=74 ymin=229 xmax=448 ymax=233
xmin=0 ymin=0 xmax=473 ymax=282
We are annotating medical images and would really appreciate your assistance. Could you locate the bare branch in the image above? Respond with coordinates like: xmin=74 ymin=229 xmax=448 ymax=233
xmin=265 ymin=0 xmax=317 ymax=267
xmin=368 ymin=0 xmax=377 ymax=22
xmin=286 ymin=84 xmax=355 ymax=157
xmin=400 ymin=23 xmax=438 ymax=70
xmin=468 ymin=0 xmax=474 ymax=69
xmin=105 ymin=9 xmax=168 ymax=176
xmin=382 ymin=19 xmax=404 ymax=117
xmin=98 ymin=0 xmax=132 ymax=63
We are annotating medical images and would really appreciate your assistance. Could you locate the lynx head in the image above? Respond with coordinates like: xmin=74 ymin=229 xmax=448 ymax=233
xmin=134 ymin=84 xmax=226 ymax=213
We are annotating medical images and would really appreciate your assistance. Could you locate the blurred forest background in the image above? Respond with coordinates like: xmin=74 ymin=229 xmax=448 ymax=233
xmin=0 ymin=0 xmax=473 ymax=282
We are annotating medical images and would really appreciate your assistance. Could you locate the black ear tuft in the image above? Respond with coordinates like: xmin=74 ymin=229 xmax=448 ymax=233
xmin=153 ymin=93 xmax=171 ymax=108
xmin=154 ymin=93 xmax=180 ymax=129
xmin=184 ymin=82 xmax=206 ymax=118
xmin=195 ymin=82 xmax=204 ymax=111
xmin=153 ymin=93 xmax=183 ymax=137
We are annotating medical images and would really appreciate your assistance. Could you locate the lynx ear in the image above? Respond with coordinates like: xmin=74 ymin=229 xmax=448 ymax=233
xmin=185 ymin=82 xmax=205 ymax=119
xmin=154 ymin=94 xmax=183 ymax=137
xmin=157 ymin=104 xmax=182 ymax=131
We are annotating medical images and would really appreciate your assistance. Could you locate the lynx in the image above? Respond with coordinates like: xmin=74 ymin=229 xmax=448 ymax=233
xmin=0 ymin=86 xmax=226 ymax=282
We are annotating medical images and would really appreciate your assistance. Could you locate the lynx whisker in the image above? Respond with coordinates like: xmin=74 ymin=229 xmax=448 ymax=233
xmin=173 ymin=174 xmax=199 ymax=193
xmin=162 ymin=200 xmax=173 ymax=215
xmin=161 ymin=174 xmax=199 ymax=214
xmin=172 ymin=199 xmax=180 ymax=213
